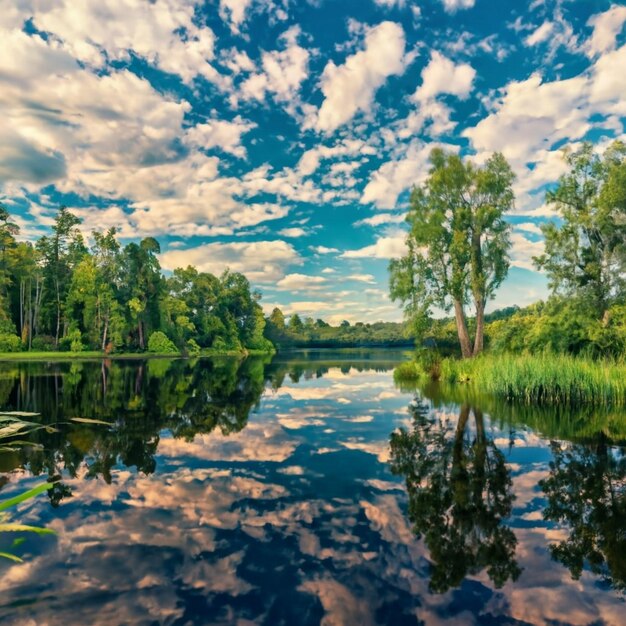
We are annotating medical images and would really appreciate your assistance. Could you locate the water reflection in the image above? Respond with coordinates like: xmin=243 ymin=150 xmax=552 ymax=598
xmin=0 ymin=353 xmax=625 ymax=625
xmin=389 ymin=399 xmax=521 ymax=593
xmin=541 ymin=439 xmax=626 ymax=591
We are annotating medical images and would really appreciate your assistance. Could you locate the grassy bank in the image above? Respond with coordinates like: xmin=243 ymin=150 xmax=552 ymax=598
xmin=395 ymin=353 xmax=626 ymax=406
xmin=0 ymin=348 xmax=275 ymax=361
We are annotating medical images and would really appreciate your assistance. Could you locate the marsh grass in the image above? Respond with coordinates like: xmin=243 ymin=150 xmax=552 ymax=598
xmin=395 ymin=353 xmax=626 ymax=407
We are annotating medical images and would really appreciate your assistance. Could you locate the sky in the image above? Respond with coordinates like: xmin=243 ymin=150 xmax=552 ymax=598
xmin=1 ymin=0 xmax=626 ymax=324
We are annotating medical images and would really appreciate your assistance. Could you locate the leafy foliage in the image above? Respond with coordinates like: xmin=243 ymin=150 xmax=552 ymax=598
xmin=0 ymin=206 xmax=272 ymax=356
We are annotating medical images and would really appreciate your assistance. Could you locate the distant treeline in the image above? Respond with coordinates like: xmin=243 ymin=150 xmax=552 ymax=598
xmin=264 ymin=308 xmax=415 ymax=348
xmin=0 ymin=205 xmax=272 ymax=355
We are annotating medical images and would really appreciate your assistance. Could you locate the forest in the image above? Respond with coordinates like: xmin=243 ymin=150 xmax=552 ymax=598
xmin=0 ymin=206 xmax=272 ymax=356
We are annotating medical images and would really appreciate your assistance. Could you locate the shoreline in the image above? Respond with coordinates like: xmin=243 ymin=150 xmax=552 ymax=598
xmin=0 ymin=348 xmax=275 ymax=362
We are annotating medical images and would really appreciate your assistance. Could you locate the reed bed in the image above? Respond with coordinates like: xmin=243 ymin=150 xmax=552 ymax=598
xmin=395 ymin=353 xmax=626 ymax=407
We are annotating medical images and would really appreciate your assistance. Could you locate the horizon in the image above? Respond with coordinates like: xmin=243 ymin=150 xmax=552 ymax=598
xmin=2 ymin=1 xmax=626 ymax=324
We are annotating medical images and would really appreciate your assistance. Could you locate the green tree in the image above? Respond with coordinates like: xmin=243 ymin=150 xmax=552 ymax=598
xmin=37 ymin=207 xmax=86 ymax=347
xmin=535 ymin=141 xmax=626 ymax=320
xmin=390 ymin=149 xmax=514 ymax=358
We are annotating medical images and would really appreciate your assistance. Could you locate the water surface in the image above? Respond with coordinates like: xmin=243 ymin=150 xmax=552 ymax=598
xmin=0 ymin=351 xmax=624 ymax=625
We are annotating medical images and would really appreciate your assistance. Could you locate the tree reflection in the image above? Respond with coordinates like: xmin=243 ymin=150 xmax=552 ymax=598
xmin=540 ymin=439 xmax=626 ymax=591
xmin=0 ymin=357 xmax=269 ymax=505
xmin=390 ymin=398 xmax=521 ymax=593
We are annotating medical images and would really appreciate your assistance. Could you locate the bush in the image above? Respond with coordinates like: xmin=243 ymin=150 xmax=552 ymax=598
xmin=31 ymin=335 xmax=56 ymax=351
xmin=147 ymin=331 xmax=178 ymax=354
xmin=0 ymin=333 xmax=21 ymax=352
xmin=186 ymin=338 xmax=201 ymax=356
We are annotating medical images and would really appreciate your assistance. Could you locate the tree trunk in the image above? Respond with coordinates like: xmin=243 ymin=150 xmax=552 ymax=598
xmin=138 ymin=320 xmax=144 ymax=350
xmin=453 ymin=299 xmax=472 ymax=359
xmin=473 ymin=298 xmax=485 ymax=356
xmin=55 ymin=278 xmax=61 ymax=348
xmin=101 ymin=316 xmax=109 ymax=352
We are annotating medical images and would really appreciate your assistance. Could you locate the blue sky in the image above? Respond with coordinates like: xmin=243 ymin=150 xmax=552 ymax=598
xmin=1 ymin=0 xmax=625 ymax=323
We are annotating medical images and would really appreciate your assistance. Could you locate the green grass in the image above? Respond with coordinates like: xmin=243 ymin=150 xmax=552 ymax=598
xmin=395 ymin=353 xmax=626 ymax=407
xmin=0 ymin=347 xmax=275 ymax=361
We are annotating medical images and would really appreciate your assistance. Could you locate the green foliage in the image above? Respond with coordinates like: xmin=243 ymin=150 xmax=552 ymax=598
xmin=0 ymin=333 xmax=21 ymax=352
xmin=147 ymin=331 xmax=179 ymax=354
xmin=390 ymin=149 xmax=515 ymax=358
xmin=186 ymin=338 xmax=201 ymax=356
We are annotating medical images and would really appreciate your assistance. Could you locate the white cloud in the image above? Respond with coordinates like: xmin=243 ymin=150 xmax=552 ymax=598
xmin=510 ymin=232 xmax=544 ymax=271
xmin=316 ymin=21 xmax=407 ymax=132
xmin=240 ymin=26 xmax=310 ymax=108
xmin=341 ymin=233 xmax=407 ymax=260
xmin=355 ymin=213 xmax=405 ymax=227
xmin=525 ymin=21 xmax=555 ymax=47
xmin=310 ymin=246 xmax=340 ymax=254
xmin=276 ymin=273 xmax=327 ymax=290
xmin=586 ymin=5 xmax=626 ymax=56
xmin=361 ymin=141 xmax=456 ymax=209
xmin=159 ymin=240 xmax=301 ymax=283
xmin=515 ymin=222 xmax=544 ymax=236
xmin=184 ymin=117 xmax=255 ymax=158
xmin=219 ymin=0 xmax=253 ymax=32
xmin=441 ymin=0 xmax=475 ymax=13
xmin=278 ymin=227 xmax=308 ymax=238
xmin=345 ymin=274 xmax=377 ymax=284
xmin=412 ymin=51 xmax=476 ymax=102
xmin=22 ymin=0 xmax=222 ymax=85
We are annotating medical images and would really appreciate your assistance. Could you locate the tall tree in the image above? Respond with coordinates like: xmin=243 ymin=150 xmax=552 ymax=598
xmin=535 ymin=141 xmax=626 ymax=320
xmin=121 ymin=238 xmax=162 ymax=350
xmin=390 ymin=149 xmax=514 ymax=357
xmin=37 ymin=207 xmax=86 ymax=346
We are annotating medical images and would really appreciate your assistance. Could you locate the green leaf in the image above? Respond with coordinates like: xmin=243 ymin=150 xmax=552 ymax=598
xmin=0 ymin=482 xmax=55 ymax=512
xmin=69 ymin=417 xmax=113 ymax=426
xmin=0 ymin=552 xmax=23 ymax=563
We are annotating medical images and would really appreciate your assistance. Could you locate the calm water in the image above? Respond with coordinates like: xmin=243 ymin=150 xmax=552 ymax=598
xmin=0 ymin=350 xmax=624 ymax=625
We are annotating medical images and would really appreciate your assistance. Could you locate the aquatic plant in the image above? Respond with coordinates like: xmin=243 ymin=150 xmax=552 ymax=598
xmin=395 ymin=353 xmax=626 ymax=407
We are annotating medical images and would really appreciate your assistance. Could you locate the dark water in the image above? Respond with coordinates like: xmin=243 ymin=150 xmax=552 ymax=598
xmin=0 ymin=351 xmax=624 ymax=625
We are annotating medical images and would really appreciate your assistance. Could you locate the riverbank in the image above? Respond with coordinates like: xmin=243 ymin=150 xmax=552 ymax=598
xmin=395 ymin=353 xmax=626 ymax=406
xmin=0 ymin=348 xmax=275 ymax=361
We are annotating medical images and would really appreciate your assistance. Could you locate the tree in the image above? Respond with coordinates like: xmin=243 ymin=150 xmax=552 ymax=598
xmin=390 ymin=149 xmax=514 ymax=358
xmin=535 ymin=141 xmax=626 ymax=320
xmin=37 ymin=207 xmax=86 ymax=347
xmin=121 ymin=238 xmax=162 ymax=350
xmin=288 ymin=313 xmax=303 ymax=333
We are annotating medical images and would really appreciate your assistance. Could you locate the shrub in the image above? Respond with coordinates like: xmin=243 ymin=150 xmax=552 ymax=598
xmin=147 ymin=331 xmax=178 ymax=354
xmin=186 ymin=338 xmax=201 ymax=356
xmin=0 ymin=333 xmax=21 ymax=353
xmin=31 ymin=336 xmax=56 ymax=351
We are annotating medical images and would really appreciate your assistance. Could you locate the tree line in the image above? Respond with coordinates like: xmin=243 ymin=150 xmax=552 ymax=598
xmin=390 ymin=141 xmax=626 ymax=359
xmin=0 ymin=206 xmax=272 ymax=355
xmin=264 ymin=308 xmax=414 ymax=348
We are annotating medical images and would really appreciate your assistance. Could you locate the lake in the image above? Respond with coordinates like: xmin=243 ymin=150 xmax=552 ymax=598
xmin=0 ymin=350 xmax=624 ymax=625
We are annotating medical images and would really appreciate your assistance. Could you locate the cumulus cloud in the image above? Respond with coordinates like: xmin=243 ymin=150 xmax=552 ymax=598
xmin=276 ymin=273 xmax=327 ymax=290
xmin=159 ymin=240 xmax=301 ymax=282
xmin=21 ymin=0 xmax=222 ymax=84
xmin=316 ymin=21 xmax=407 ymax=132
xmin=341 ymin=233 xmax=407 ymax=260
xmin=219 ymin=0 xmax=254 ymax=32
xmin=412 ymin=51 xmax=476 ymax=102
xmin=441 ymin=0 xmax=475 ymax=12
xmin=586 ymin=4 xmax=626 ymax=56
xmin=240 ymin=26 xmax=310 ymax=109
xmin=361 ymin=140 xmax=457 ymax=209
